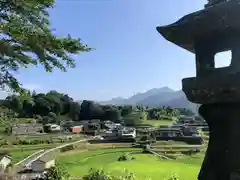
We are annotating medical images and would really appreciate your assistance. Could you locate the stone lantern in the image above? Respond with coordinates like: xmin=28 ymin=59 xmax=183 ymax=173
xmin=157 ymin=0 xmax=240 ymax=179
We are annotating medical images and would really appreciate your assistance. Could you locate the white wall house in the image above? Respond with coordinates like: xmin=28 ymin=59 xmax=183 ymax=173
xmin=0 ymin=154 xmax=11 ymax=172
xmin=120 ymin=128 xmax=136 ymax=138
xmin=31 ymin=155 xmax=55 ymax=172
xmin=48 ymin=124 xmax=61 ymax=131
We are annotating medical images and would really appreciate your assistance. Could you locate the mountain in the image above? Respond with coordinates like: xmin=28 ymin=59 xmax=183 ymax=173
xmin=99 ymin=97 xmax=127 ymax=105
xmin=99 ymin=87 xmax=174 ymax=105
xmin=158 ymin=95 xmax=198 ymax=113
xmin=98 ymin=87 xmax=198 ymax=113
xmin=125 ymin=87 xmax=174 ymax=104
xmin=137 ymin=90 xmax=184 ymax=107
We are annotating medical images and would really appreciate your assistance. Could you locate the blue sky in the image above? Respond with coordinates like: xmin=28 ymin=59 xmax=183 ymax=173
xmin=11 ymin=0 xmax=230 ymax=101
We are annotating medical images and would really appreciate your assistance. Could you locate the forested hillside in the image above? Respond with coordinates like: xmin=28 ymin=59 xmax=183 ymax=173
xmin=0 ymin=90 xmax=195 ymax=126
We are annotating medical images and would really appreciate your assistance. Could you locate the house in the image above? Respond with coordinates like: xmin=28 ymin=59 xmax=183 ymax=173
xmin=43 ymin=124 xmax=61 ymax=133
xmin=120 ymin=127 xmax=136 ymax=138
xmin=31 ymin=154 xmax=55 ymax=172
xmin=83 ymin=120 xmax=100 ymax=135
xmin=182 ymin=126 xmax=200 ymax=136
xmin=71 ymin=125 xmax=83 ymax=133
xmin=102 ymin=129 xmax=119 ymax=138
xmin=0 ymin=153 xmax=11 ymax=172
xmin=178 ymin=115 xmax=195 ymax=123
xmin=11 ymin=124 xmax=43 ymax=135
xmin=101 ymin=121 xmax=121 ymax=130
xmin=154 ymin=127 xmax=183 ymax=138
xmin=81 ymin=119 xmax=101 ymax=125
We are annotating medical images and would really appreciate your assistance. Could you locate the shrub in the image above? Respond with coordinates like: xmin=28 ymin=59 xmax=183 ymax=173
xmin=35 ymin=115 xmax=43 ymax=121
xmin=60 ymin=145 xmax=74 ymax=152
xmin=118 ymin=153 xmax=135 ymax=162
xmin=82 ymin=169 xmax=137 ymax=180
xmin=42 ymin=116 xmax=52 ymax=125
xmin=4 ymin=127 xmax=11 ymax=134
xmin=82 ymin=169 xmax=111 ymax=180
xmin=165 ymin=173 xmax=180 ymax=180
xmin=142 ymin=145 xmax=151 ymax=153
xmin=43 ymin=163 xmax=70 ymax=180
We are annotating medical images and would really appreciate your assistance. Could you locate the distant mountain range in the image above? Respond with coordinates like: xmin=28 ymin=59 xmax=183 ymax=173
xmin=99 ymin=87 xmax=199 ymax=113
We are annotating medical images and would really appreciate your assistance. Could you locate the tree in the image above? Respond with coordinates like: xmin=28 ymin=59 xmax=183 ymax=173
xmin=22 ymin=98 xmax=35 ymax=117
xmin=45 ymin=91 xmax=63 ymax=115
xmin=102 ymin=107 xmax=121 ymax=123
xmin=5 ymin=95 xmax=23 ymax=113
xmin=68 ymin=102 xmax=81 ymax=121
xmin=0 ymin=0 xmax=92 ymax=93
xmin=121 ymin=105 xmax=133 ymax=117
xmin=48 ymin=112 xmax=58 ymax=124
xmin=124 ymin=112 xmax=144 ymax=126
xmin=34 ymin=95 xmax=52 ymax=116
xmin=79 ymin=101 xmax=104 ymax=120
xmin=60 ymin=95 xmax=73 ymax=115
xmin=44 ymin=163 xmax=70 ymax=180
xmin=42 ymin=116 xmax=51 ymax=125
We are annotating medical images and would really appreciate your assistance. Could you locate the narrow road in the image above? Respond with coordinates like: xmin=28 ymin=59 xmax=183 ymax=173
xmin=14 ymin=149 xmax=45 ymax=172
xmin=14 ymin=136 xmax=99 ymax=172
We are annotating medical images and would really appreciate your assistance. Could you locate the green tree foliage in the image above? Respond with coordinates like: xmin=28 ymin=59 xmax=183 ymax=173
xmin=165 ymin=173 xmax=180 ymax=180
xmin=121 ymin=105 xmax=133 ymax=117
xmin=117 ymin=153 xmax=135 ymax=162
xmin=5 ymin=91 xmax=80 ymax=122
xmin=147 ymin=106 xmax=181 ymax=120
xmin=123 ymin=112 xmax=144 ymax=126
xmin=2 ymin=90 xmax=194 ymax=126
xmin=68 ymin=101 xmax=81 ymax=121
xmin=82 ymin=169 xmax=137 ymax=180
xmin=44 ymin=163 xmax=70 ymax=180
xmin=102 ymin=105 xmax=121 ymax=123
xmin=0 ymin=0 xmax=92 ymax=93
xmin=3 ymin=91 xmax=124 ymax=123
xmin=80 ymin=100 xmax=104 ymax=120
xmin=79 ymin=101 xmax=122 ymax=123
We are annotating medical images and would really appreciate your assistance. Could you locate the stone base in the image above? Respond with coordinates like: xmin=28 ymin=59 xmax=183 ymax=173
xmin=198 ymin=103 xmax=240 ymax=180
xmin=182 ymin=72 xmax=240 ymax=104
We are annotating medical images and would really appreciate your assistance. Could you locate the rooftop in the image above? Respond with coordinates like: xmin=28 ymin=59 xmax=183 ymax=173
xmin=0 ymin=152 xmax=11 ymax=160
xmin=36 ymin=153 xmax=55 ymax=163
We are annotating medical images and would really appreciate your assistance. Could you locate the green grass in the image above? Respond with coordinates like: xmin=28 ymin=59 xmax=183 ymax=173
xmin=10 ymin=149 xmax=37 ymax=164
xmin=57 ymin=148 xmax=202 ymax=180
xmin=140 ymin=119 xmax=172 ymax=127
xmin=1 ymin=143 xmax=60 ymax=150
xmin=1 ymin=143 xmax=60 ymax=163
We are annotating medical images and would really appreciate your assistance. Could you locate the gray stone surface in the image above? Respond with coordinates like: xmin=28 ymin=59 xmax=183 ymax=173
xmin=199 ymin=104 xmax=240 ymax=180
xmin=182 ymin=73 xmax=240 ymax=104
xmin=205 ymin=0 xmax=229 ymax=8
xmin=156 ymin=0 xmax=240 ymax=53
